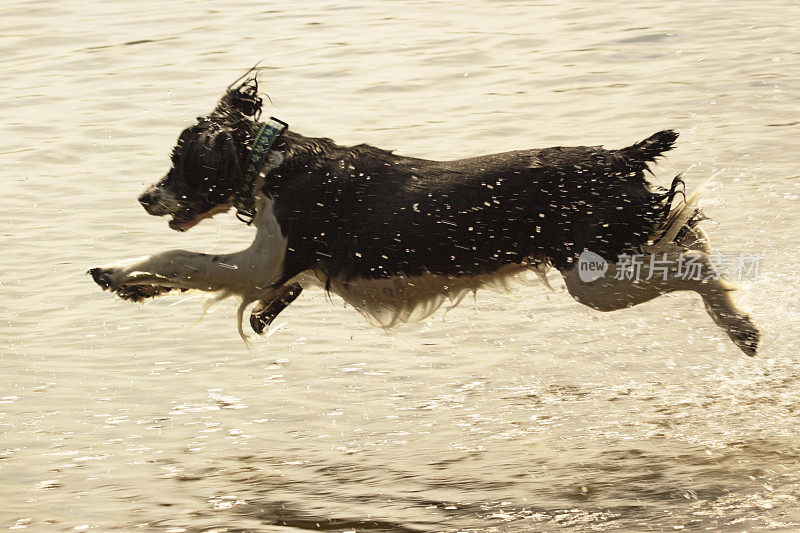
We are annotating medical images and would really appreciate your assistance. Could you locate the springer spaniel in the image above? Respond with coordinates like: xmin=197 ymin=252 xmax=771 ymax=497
xmin=90 ymin=70 xmax=759 ymax=356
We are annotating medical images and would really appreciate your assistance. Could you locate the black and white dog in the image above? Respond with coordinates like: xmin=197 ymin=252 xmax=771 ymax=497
xmin=90 ymin=73 xmax=759 ymax=356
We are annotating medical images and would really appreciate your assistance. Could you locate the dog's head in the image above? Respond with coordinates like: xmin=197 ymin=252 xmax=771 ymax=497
xmin=138 ymin=77 xmax=264 ymax=231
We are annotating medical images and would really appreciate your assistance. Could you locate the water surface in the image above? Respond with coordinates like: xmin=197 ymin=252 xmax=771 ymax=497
xmin=2 ymin=1 xmax=800 ymax=531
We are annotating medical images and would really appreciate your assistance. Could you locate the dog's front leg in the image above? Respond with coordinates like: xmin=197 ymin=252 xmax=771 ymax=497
xmin=92 ymin=197 xmax=290 ymax=302
xmin=249 ymin=283 xmax=303 ymax=334
xmin=90 ymin=249 xmax=276 ymax=301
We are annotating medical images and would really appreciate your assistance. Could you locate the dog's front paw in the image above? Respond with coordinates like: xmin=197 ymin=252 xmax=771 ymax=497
xmin=249 ymin=284 xmax=304 ymax=334
xmin=89 ymin=266 xmax=123 ymax=291
xmin=114 ymin=283 xmax=174 ymax=302
xmin=89 ymin=266 xmax=174 ymax=302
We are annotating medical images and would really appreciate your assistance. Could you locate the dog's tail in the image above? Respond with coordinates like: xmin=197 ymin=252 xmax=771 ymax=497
xmin=616 ymin=130 xmax=679 ymax=174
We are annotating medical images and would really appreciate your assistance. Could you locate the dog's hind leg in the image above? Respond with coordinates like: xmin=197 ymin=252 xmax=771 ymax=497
xmin=560 ymin=249 xmax=759 ymax=356
xmin=677 ymin=224 xmax=712 ymax=254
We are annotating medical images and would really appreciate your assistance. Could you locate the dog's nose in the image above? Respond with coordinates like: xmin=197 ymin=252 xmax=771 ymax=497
xmin=138 ymin=190 xmax=156 ymax=210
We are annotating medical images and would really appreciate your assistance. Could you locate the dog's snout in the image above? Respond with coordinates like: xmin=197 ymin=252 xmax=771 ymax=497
xmin=139 ymin=190 xmax=157 ymax=210
xmin=138 ymin=184 xmax=179 ymax=216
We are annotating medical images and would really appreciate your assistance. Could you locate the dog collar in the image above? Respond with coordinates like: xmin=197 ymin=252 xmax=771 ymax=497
xmin=234 ymin=116 xmax=288 ymax=224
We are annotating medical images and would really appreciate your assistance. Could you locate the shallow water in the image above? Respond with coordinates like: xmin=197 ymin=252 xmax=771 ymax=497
xmin=2 ymin=1 xmax=800 ymax=531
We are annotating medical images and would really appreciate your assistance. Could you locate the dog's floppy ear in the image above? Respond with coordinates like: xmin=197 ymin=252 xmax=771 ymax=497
xmin=204 ymin=129 xmax=242 ymax=184
xmin=181 ymin=127 xmax=242 ymax=187
xmin=213 ymin=129 xmax=243 ymax=182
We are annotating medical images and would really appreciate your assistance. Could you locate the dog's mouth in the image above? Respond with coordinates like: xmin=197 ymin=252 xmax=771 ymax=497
xmin=168 ymin=204 xmax=233 ymax=232
xmin=168 ymin=209 xmax=203 ymax=232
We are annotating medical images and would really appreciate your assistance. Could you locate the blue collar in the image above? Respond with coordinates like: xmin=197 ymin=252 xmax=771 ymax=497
xmin=234 ymin=116 xmax=288 ymax=224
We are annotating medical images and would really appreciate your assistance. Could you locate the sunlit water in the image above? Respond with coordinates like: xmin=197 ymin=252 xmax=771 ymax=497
xmin=2 ymin=1 xmax=799 ymax=531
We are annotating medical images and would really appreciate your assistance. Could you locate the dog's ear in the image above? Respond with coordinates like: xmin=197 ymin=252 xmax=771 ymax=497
xmin=180 ymin=128 xmax=242 ymax=188
xmin=205 ymin=129 xmax=242 ymax=184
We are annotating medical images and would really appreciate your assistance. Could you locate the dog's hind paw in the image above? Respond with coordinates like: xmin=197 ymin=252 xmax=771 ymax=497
xmin=725 ymin=313 xmax=760 ymax=357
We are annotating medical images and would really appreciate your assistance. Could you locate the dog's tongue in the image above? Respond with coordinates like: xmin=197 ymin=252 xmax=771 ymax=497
xmin=169 ymin=215 xmax=198 ymax=232
xmin=167 ymin=204 xmax=233 ymax=231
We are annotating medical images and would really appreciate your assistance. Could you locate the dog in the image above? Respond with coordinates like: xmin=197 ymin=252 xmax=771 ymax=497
xmin=90 ymin=70 xmax=759 ymax=356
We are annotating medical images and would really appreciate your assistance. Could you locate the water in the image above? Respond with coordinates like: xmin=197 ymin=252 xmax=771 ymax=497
xmin=2 ymin=1 xmax=799 ymax=530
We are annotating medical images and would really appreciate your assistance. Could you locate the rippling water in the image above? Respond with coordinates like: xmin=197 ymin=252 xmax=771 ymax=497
xmin=2 ymin=1 xmax=800 ymax=531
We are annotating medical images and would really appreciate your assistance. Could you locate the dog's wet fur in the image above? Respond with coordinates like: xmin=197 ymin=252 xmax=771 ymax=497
xmin=90 ymin=75 xmax=759 ymax=356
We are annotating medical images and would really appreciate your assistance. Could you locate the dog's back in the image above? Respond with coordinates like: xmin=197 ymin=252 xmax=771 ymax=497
xmin=266 ymin=130 xmax=680 ymax=286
